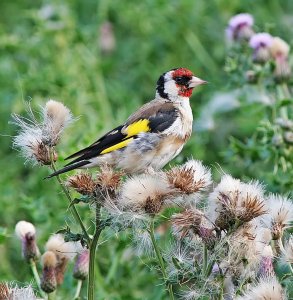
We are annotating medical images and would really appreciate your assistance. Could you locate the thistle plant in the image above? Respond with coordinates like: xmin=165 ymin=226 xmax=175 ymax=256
xmin=11 ymin=98 xmax=293 ymax=299
xmin=221 ymin=13 xmax=293 ymax=191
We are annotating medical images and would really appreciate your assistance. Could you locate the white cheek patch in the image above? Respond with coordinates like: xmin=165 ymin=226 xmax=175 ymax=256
xmin=164 ymin=80 xmax=179 ymax=97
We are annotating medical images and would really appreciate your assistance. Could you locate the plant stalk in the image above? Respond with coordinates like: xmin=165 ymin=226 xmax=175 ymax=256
xmin=87 ymin=204 xmax=103 ymax=300
xmin=148 ymin=219 xmax=175 ymax=300
xmin=203 ymin=244 xmax=208 ymax=276
xmin=29 ymin=259 xmax=46 ymax=298
xmin=50 ymin=152 xmax=90 ymax=244
xmin=73 ymin=279 xmax=83 ymax=300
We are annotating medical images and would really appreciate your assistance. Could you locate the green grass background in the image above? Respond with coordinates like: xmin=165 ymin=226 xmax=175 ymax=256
xmin=0 ymin=0 xmax=292 ymax=299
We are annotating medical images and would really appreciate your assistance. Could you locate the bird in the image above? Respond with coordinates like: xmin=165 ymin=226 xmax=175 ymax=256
xmin=47 ymin=67 xmax=206 ymax=178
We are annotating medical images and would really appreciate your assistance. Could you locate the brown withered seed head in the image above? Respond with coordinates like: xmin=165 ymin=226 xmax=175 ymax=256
xmin=215 ymin=191 xmax=267 ymax=230
xmin=167 ymin=169 xmax=203 ymax=195
xmin=95 ymin=164 xmax=124 ymax=193
xmin=144 ymin=195 xmax=165 ymax=215
xmin=166 ymin=160 xmax=211 ymax=195
xmin=172 ymin=209 xmax=203 ymax=238
xmin=66 ymin=173 xmax=97 ymax=195
xmin=29 ymin=141 xmax=57 ymax=165
xmin=0 ymin=283 xmax=10 ymax=299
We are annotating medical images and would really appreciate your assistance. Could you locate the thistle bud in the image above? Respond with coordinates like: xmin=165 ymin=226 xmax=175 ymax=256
xmin=73 ymin=249 xmax=89 ymax=280
xmin=15 ymin=221 xmax=40 ymax=262
xmin=99 ymin=21 xmax=116 ymax=55
xmin=270 ymin=37 xmax=291 ymax=81
xmin=258 ymin=245 xmax=274 ymax=278
xmin=271 ymin=133 xmax=283 ymax=146
xmin=41 ymin=251 xmax=57 ymax=293
xmin=284 ymin=131 xmax=293 ymax=144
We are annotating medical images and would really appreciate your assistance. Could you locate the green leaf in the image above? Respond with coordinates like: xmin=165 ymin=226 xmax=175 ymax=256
xmin=0 ymin=227 xmax=8 ymax=244
xmin=277 ymin=98 xmax=293 ymax=108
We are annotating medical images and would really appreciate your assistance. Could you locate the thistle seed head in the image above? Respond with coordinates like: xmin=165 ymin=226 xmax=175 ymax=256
xmin=166 ymin=159 xmax=212 ymax=195
xmin=66 ymin=172 xmax=97 ymax=195
xmin=236 ymin=276 xmax=286 ymax=300
xmin=41 ymin=99 xmax=73 ymax=146
xmin=262 ymin=194 xmax=293 ymax=240
xmin=118 ymin=173 xmax=173 ymax=215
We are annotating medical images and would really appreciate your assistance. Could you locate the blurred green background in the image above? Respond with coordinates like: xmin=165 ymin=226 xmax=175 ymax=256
xmin=1 ymin=0 xmax=292 ymax=299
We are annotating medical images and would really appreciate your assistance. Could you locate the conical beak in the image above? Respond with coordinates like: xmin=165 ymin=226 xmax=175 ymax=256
xmin=188 ymin=76 xmax=208 ymax=88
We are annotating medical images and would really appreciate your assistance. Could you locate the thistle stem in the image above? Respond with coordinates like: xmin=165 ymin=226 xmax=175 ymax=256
xmin=29 ymin=259 xmax=46 ymax=298
xmin=203 ymin=244 xmax=208 ymax=276
xmin=148 ymin=219 xmax=174 ymax=300
xmin=47 ymin=291 xmax=56 ymax=300
xmin=73 ymin=280 xmax=83 ymax=300
xmin=87 ymin=204 xmax=103 ymax=300
xmin=49 ymin=152 xmax=90 ymax=244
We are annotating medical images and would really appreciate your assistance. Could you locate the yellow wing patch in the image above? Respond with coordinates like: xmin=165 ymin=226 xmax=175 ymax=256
xmin=100 ymin=120 xmax=150 ymax=155
xmin=100 ymin=138 xmax=134 ymax=154
xmin=124 ymin=119 xmax=150 ymax=138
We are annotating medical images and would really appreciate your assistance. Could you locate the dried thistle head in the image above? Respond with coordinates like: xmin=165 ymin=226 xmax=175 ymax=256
xmin=172 ymin=209 xmax=203 ymax=238
xmin=41 ymin=99 xmax=73 ymax=146
xmin=166 ymin=160 xmax=212 ymax=195
xmin=0 ymin=283 xmax=37 ymax=300
xmin=11 ymin=100 xmax=72 ymax=166
xmin=118 ymin=173 xmax=173 ymax=215
xmin=95 ymin=164 xmax=124 ymax=196
xmin=0 ymin=283 xmax=10 ymax=299
xmin=41 ymin=251 xmax=57 ymax=293
xmin=262 ymin=194 xmax=293 ymax=240
xmin=236 ymin=276 xmax=286 ymax=300
xmin=15 ymin=220 xmax=40 ymax=262
xmin=224 ymin=221 xmax=269 ymax=280
xmin=12 ymin=126 xmax=57 ymax=166
xmin=209 ymin=176 xmax=267 ymax=230
xmin=66 ymin=172 xmax=97 ymax=195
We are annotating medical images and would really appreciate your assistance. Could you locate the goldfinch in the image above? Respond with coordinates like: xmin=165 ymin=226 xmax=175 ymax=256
xmin=48 ymin=68 xmax=206 ymax=177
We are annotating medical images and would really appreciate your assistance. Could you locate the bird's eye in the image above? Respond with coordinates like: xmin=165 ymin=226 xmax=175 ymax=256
xmin=175 ymin=76 xmax=184 ymax=84
xmin=175 ymin=76 xmax=190 ymax=85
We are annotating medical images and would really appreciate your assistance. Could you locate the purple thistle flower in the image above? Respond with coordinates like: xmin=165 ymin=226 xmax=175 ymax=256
xmin=249 ymin=33 xmax=273 ymax=49
xmin=226 ymin=13 xmax=254 ymax=42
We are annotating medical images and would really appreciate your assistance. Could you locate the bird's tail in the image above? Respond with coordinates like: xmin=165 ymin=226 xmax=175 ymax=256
xmin=45 ymin=160 xmax=90 ymax=179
